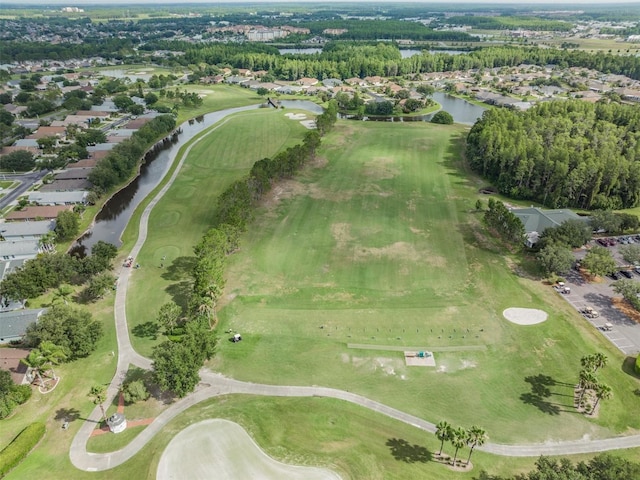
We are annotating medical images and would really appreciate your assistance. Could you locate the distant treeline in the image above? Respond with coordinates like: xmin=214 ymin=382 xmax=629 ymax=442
xmin=444 ymin=15 xmax=573 ymax=32
xmin=0 ymin=38 xmax=138 ymax=63
xmin=466 ymin=100 xmax=640 ymax=210
xmin=140 ymin=43 xmax=640 ymax=82
xmin=298 ymin=19 xmax=477 ymax=41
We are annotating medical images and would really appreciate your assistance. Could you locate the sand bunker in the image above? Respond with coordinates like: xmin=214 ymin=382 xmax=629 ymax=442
xmin=157 ymin=419 xmax=341 ymax=480
xmin=300 ymin=120 xmax=317 ymax=129
xmin=503 ymin=308 xmax=548 ymax=325
xmin=285 ymin=113 xmax=307 ymax=120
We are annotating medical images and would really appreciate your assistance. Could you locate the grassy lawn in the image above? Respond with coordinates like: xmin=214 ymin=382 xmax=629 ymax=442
xmin=10 ymin=394 xmax=640 ymax=480
xmin=208 ymin=120 xmax=640 ymax=444
xmin=125 ymin=107 xmax=310 ymax=356
xmin=1 ymin=294 xmax=118 ymax=479
xmin=161 ymin=84 xmax=261 ymax=124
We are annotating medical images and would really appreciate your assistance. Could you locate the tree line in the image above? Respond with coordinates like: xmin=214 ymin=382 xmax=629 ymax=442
xmin=0 ymin=241 xmax=117 ymax=302
xmin=139 ymin=43 xmax=640 ymax=82
xmin=466 ymin=100 xmax=640 ymax=210
xmin=88 ymin=114 xmax=176 ymax=195
xmin=476 ymin=454 xmax=640 ymax=480
xmin=151 ymin=103 xmax=337 ymax=397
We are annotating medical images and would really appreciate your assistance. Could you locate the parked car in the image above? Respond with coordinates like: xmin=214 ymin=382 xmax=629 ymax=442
xmin=608 ymin=272 xmax=622 ymax=281
xmin=634 ymin=266 xmax=640 ymax=275
xmin=581 ymin=307 xmax=600 ymax=318
xmin=596 ymin=238 xmax=608 ymax=247
xmin=620 ymin=270 xmax=633 ymax=279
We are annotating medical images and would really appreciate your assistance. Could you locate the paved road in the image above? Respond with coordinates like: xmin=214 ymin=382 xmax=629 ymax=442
xmin=0 ymin=170 xmax=49 ymax=210
xmin=69 ymin=108 xmax=640 ymax=473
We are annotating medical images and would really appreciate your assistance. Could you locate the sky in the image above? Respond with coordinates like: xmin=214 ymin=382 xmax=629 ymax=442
xmin=8 ymin=0 xmax=640 ymax=4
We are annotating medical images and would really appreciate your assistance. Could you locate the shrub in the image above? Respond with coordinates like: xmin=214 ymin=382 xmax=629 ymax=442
xmin=122 ymin=379 xmax=150 ymax=404
xmin=0 ymin=422 xmax=46 ymax=477
xmin=635 ymin=355 xmax=640 ymax=375
xmin=431 ymin=111 xmax=454 ymax=124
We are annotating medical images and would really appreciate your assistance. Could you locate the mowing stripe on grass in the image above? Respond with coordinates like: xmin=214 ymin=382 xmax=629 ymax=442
xmin=347 ymin=343 xmax=487 ymax=352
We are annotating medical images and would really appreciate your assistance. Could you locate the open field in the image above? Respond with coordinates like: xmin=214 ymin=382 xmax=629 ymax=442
xmin=125 ymin=107 xmax=310 ymax=357
xmin=210 ymin=120 xmax=640 ymax=443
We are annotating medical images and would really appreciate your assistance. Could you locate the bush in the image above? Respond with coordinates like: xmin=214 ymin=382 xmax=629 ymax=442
xmin=10 ymin=385 xmax=32 ymax=405
xmin=635 ymin=355 xmax=640 ymax=375
xmin=0 ymin=422 xmax=46 ymax=478
xmin=122 ymin=379 xmax=150 ymax=404
xmin=431 ymin=111 xmax=454 ymax=124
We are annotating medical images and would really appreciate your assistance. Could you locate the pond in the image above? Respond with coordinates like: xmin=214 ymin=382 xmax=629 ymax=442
xmin=71 ymin=101 xmax=324 ymax=256
xmin=341 ymin=92 xmax=486 ymax=126
xmin=278 ymin=48 xmax=323 ymax=55
xmin=71 ymin=105 xmax=262 ymax=256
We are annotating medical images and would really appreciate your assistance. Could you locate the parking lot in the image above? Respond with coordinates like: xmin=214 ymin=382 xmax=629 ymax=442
xmin=556 ymin=238 xmax=640 ymax=356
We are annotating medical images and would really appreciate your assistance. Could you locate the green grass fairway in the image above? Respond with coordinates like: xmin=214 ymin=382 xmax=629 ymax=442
xmin=126 ymin=108 xmax=310 ymax=357
xmin=212 ymin=120 xmax=640 ymax=443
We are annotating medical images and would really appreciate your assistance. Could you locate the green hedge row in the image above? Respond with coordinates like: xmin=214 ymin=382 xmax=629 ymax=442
xmin=0 ymin=422 xmax=46 ymax=478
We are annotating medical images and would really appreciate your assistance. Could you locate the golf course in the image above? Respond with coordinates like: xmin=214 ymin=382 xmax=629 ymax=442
xmin=115 ymin=103 xmax=640 ymax=466
xmin=6 ymin=96 xmax=640 ymax=480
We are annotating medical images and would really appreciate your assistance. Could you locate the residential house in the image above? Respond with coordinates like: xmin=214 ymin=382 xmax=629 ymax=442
xmin=0 ymin=348 xmax=31 ymax=384
xmin=0 ymin=309 xmax=45 ymax=344
xmin=40 ymin=179 xmax=92 ymax=192
xmin=0 ymin=220 xmax=55 ymax=242
xmin=28 ymin=190 xmax=88 ymax=205
xmin=5 ymin=205 xmax=72 ymax=221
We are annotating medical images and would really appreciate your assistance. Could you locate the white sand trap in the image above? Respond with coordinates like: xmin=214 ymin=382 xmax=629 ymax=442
xmin=157 ymin=419 xmax=341 ymax=480
xmin=285 ymin=113 xmax=307 ymax=120
xmin=300 ymin=120 xmax=317 ymax=129
xmin=503 ymin=307 xmax=548 ymax=325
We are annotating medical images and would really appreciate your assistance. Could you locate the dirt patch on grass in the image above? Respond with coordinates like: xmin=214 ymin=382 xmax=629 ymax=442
xmin=362 ymin=157 xmax=400 ymax=180
xmin=353 ymin=242 xmax=420 ymax=262
xmin=331 ymin=223 xmax=354 ymax=250
xmin=612 ymin=297 xmax=640 ymax=324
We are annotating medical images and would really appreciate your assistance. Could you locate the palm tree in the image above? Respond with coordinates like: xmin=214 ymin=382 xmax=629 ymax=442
xmin=591 ymin=383 xmax=613 ymax=414
xmin=450 ymin=427 xmax=467 ymax=467
xmin=89 ymin=385 xmax=108 ymax=422
xmin=578 ymin=370 xmax=597 ymax=407
xmin=591 ymin=353 xmax=608 ymax=373
xmin=39 ymin=341 xmax=67 ymax=380
xmin=53 ymin=284 xmax=74 ymax=305
xmin=435 ymin=420 xmax=452 ymax=456
xmin=580 ymin=354 xmax=596 ymax=372
xmin=21 ymin=348 xmax=46 ymax=386
xmin=466 ymin=426 xmax=488 ymax=466
xmin=197 ymin=295 xmax=216 ymax=329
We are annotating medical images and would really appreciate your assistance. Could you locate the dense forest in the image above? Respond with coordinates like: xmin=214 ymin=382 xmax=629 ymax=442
xmin=466 ymin=100 xmax=640 ymax=210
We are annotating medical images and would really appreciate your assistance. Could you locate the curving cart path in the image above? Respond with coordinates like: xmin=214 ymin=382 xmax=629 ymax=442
xmin=70 ymin=107 xmax=640 ymax=472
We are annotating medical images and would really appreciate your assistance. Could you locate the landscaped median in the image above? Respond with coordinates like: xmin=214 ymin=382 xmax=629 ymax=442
xmin=0 ymin=422 xmax=45 ymax=478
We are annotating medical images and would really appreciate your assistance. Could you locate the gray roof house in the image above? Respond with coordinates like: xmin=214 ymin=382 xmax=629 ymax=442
xmin=28 ymin=190 xmax=88 ymax=205
xmin=0 ymin=220 xmax=55 ymax=241
xmin=511 ymin=207 xmax=586 ymax=247
xmin=55 ymin=168 xmax=93 ymax=180
xmin=0 ymin=240 xmax=41 ymax=261
xmin=0 ymin=308 xmax=45 ymax=344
